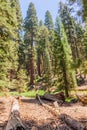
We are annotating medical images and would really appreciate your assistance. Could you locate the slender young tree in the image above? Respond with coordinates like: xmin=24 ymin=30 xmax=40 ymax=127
xmin=24 ymin=2 xmax=38 ymax=87
xmin=54 ymin=18 xmax=77 ymax=97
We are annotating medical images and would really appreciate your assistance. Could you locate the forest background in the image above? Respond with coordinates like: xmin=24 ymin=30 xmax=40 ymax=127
xmin=0 ymin=0 xmax=87 ymax=97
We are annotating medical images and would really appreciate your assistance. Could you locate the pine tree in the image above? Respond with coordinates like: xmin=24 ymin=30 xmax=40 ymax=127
xmin=39 ymin=20 xmax=44 ymax=27
xmin=59 ymin=2 xmax=77 ymax=60
xmin=9 ymin=0 xmax=22 ymax=77
xmin=44 ymin=10 xmax=54 ymax=30
xmin=24 ymin=2 xmax=38 ymax=87
xmin=0 ymin=0 xmax=16 ymax=88
xmin=82 ymin=0 xmax=87 ymax=59
xmin=81 ymin=0 xmax=87 ymax=20
xmin=75 ymin=23 xmax=84 ymax=61
xmin=54 ymin=18 xmax=77 ymax=97
xmin=67 ymin=0 xmax=87 ymax=82
xmin=81 ymin=2 xmax=87 ymax=76
xmin=11 ymin=0 xmax=26 ymax=90
xmin=0 ymin=0 xmax=22 ymax=89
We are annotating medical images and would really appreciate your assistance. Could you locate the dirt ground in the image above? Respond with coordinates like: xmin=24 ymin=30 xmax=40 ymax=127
xmin=0 ymin=96 xmax=87 ymax=130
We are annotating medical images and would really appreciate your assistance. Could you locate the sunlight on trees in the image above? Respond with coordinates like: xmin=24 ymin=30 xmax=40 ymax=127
xmin=0 ymin=0 xmax=87 ymax=97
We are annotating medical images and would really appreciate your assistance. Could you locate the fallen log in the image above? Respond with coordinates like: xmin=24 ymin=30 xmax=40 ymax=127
xmin=36 ymin=92 xmax=65 ymax=105
xmin=37 ymin=95 xmax=85 ymax=130
xmin=37 ymin=94 xmax=60 ymax=117
xmin=59 ymin=114 xmax=85 ymax=130
xmin=5 ymin=98 xmax=25 ymax=130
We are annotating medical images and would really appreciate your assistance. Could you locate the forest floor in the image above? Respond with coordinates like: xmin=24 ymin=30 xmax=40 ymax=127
xmin=0 ymin=95 xmax=87 ymax=130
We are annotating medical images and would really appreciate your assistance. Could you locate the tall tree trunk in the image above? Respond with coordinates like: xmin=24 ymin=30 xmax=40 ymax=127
xmin=62 ymin=65 xmax=69 ymax=97
xmin=29 ymin=36 xmax=35 ymax=87
xmin=63 ymin=71 xmax=69 ymax=97
xmin=37 ymin=57 xmax=41 ymax=77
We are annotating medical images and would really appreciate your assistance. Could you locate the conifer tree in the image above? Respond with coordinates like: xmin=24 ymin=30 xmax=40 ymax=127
xmin=82 ymin=0 xmax=87 ymax=59
xmin=44 ymin=10 xmax=54 ymax=30
xmin=54 ymin=18 xmax=77 ymax=97
xmin=39 ymin=20 xmax=44 ymax=27
xmin=36 ymin=25 xmax=52 ymax=89
xmin=81 ymin=7 xmax=87 ymax=76
xmin=24 ymin=2 xmax=38 ymax=87
xmin=0 ymin=0 xmax=22 ymax=89
xmin=9 ymin=0 xmax=22 ymax=78
xmin=82 ymin=0 xmax=87 ymax=20
xmin=0 ymin=0 xmax=16 ymax=88
xmin=59 ymin=2 xmax=78 ymax=60
xmin=37 ymin=26 xmax=51 ymax=77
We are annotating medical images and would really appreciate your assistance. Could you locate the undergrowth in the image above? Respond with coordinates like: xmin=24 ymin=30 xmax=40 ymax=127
xmin=0 ymin=90 xmax=46 ymax=97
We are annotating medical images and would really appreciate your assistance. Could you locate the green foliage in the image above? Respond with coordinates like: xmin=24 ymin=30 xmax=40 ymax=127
xmin=39 ymin=20 xmax=44 ymax=27
xmin=82 ymin=0 xmax=87 ymax=20
xmin=65 ymin=97 xmax=77 ymax=103
xmin=37 ymin=25 xmax=52 ymax=86
xmin=0 ymin=0 xmax=86 ymax=97
xmin=44 ymin=10 xmax=54 ymax=30
xmin=53 ymin=18 xmax=77 ymax=97
xmin=59 ymin=2 xmax=87 ymax=87
xmin=60 ymin=20 xmax=77 ymax=88
xmin=83 ymin=23 xmax=87 ymax=59
xmin=0 ymin=0 xmax=22 ymax=89
xmin=9 ymin=90 xmax=45 ymax=97
xmin=24 ymin=2 xmax=38 ymax=34
xmin=59 ymin=2 xmax=79 ymax=61
xmin=24 ymin=2 xmax=38 ymax=87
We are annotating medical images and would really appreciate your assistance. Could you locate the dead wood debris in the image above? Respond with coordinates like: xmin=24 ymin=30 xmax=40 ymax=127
xmin=36 ymin=92 xmax=65 ymax=106
xmin=37 ymin=95 xmax=86 ymax=130
xmin=76 ymin=94 xmax=87 ymax=105
xmin=37 ymin=94 xmax=60 ymax=117
xmin=5 ymin=99 xmax=25 ymax=130
xmin=0 ymin=96 xmax=86 ymax=130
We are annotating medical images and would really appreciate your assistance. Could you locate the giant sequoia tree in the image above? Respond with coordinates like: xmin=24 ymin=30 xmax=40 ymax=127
xmin=24 ymin=2 xmax=38 ymax=87
xmin=37 ymin=26 xmax=52 ymax=79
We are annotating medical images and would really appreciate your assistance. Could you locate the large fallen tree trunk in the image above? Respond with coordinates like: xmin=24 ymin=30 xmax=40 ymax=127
xmin=36 ymin=92 xmax=65 ymax=105
xmin=5 ymin=98 xmax=25 ymax=130
xmin=59 ymin=114 xmax=85 ymax=130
